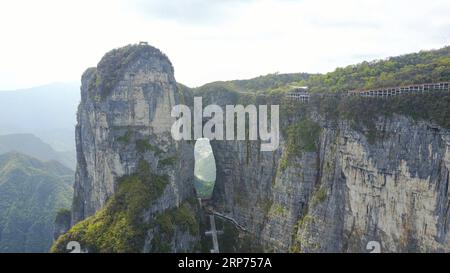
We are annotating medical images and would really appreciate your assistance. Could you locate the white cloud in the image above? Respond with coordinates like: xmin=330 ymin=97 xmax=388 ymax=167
xmin=0 ymin=0 xmax=448 ymax=89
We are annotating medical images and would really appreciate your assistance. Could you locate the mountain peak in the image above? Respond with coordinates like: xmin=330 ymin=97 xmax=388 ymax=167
xmin=0 ymin=152 xmax=73 ymax=178
xmin=83 ymin=43 xmax=174 ymax=98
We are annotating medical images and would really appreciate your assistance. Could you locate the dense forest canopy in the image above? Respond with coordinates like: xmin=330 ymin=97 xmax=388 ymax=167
xmin=188 ymin=46 xmax=450 ymax=95
xmin=0 ymin=153 xmax=73 ymax=252
xmin=301 ymin=46 xmax=450 ymax=93
xmin=192 ymin=73 xmax=312 ymax=96
xmin=227 ymin=73 xmax=311 ymax=93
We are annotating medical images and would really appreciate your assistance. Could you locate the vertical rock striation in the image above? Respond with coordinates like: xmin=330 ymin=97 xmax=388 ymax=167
xmin=54 ymin=44 xmax=450 ymax=253
xmin=54 ymin=44 xmax=199 ymax=253
xmin=209 ymin=92 xmax=450 ymax=252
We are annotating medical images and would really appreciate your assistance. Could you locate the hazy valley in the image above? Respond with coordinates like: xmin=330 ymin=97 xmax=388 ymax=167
xmin=0 ymin=42 xmax=449 ymax=253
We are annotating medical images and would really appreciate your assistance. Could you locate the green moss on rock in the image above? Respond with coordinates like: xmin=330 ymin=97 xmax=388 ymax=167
xmin=136 ymin=139 xmax=162 ymax=155
xmin=290 ymin=214 xmax=317 ymax=253
xmin=117 ymin=129 xmax=133 ymax=143
xmin=159 ymin=156 xmax=178 ymax=167
xmin=154 ymin=202 xmax=199 ymax=236
xmin=88 ymin=44 xmax=173 ymax=98
xmin=311 ymin=187 xmax=327 ymax=207
xmin=55 ymin=208 xmax=71 ymax=226
xmin=51 ymin=160 xmax=168 ymax=253
xmin=151 ymin=201 xmax=199 ymax=252
xmin=279 ymin=119 xmax=322 ymax=171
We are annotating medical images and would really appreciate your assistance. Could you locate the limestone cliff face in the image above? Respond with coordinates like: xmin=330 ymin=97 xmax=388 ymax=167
xmin=64 ymin=44 xmax=199 ymax=252
xmin=320 ymin=116 xmax=450 ymax=253
xmin=61 ymin=44 xmax=449 ymax=253
xmin=210 ymin=104 xmax=450 ymax=252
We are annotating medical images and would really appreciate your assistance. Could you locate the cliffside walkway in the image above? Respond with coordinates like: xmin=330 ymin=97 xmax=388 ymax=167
xmin=205 ymin=215 xmax=223 ymax=253
xmin=199 ymin=198 xmax=248 ymax=232
xmin=204 ymin=211 xmax=248 ymax=253
xmin=286 ymin=81 xmax=450 ymax=102
xmin=347 ymin=81 xmax=450 ymax=98
xmin=211 ymin=211 xmax=248 ymax=232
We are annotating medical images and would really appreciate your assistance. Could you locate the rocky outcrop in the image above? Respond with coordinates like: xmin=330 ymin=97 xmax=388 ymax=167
xmin=210 ymin=106 xmax=450 ymax=252
xmin=55 ymin=43 xmax=450 ymax=253
xmin=53 ymin=44 xmax=200 ymax=253
xmin=53 ymin=209 xmax=71 ymax=241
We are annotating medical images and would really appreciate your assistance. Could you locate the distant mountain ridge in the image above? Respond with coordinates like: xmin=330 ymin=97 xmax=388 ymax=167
xmin=0 ymin=134 xmax=75 ymax=170
xmin=0 ymin=152 xmax=73 ymax=253
xmin=0 ymin=82 xmax=79 ymax=152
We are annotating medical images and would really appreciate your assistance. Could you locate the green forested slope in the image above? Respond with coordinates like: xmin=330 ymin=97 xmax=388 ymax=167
xmin=191 ymin=46 xmax=449 ymax=95
xmin=0 ymin=134 xmax=75 ymax=170
xmin=0 ymin=153 xmax=73 ymax=252
xmin=297 ymin=46 xmax=450 ymax=93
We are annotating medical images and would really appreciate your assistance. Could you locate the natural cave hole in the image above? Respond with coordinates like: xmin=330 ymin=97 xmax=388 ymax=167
xmin=194 ymin=138 xmax=216 ymax=199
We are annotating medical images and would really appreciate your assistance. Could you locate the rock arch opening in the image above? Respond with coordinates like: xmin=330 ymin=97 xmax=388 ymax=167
xmin=194 ymin=138 xmax=216 ymax=199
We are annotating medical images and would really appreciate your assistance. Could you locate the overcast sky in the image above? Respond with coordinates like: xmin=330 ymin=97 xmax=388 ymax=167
xmin=0 ymin=0 xmax=449 ymax=90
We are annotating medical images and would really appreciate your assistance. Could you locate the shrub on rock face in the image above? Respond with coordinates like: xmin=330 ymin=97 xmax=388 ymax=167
xmin=87 ymin=43 xmax=174 ymax=98
xmin=51 ymin=160 xmax=169 ymax=253
xmin=151 ymin=202 xmax=199 ymax=252
xmin=279 ymin=119 xmax=322 ymax=171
